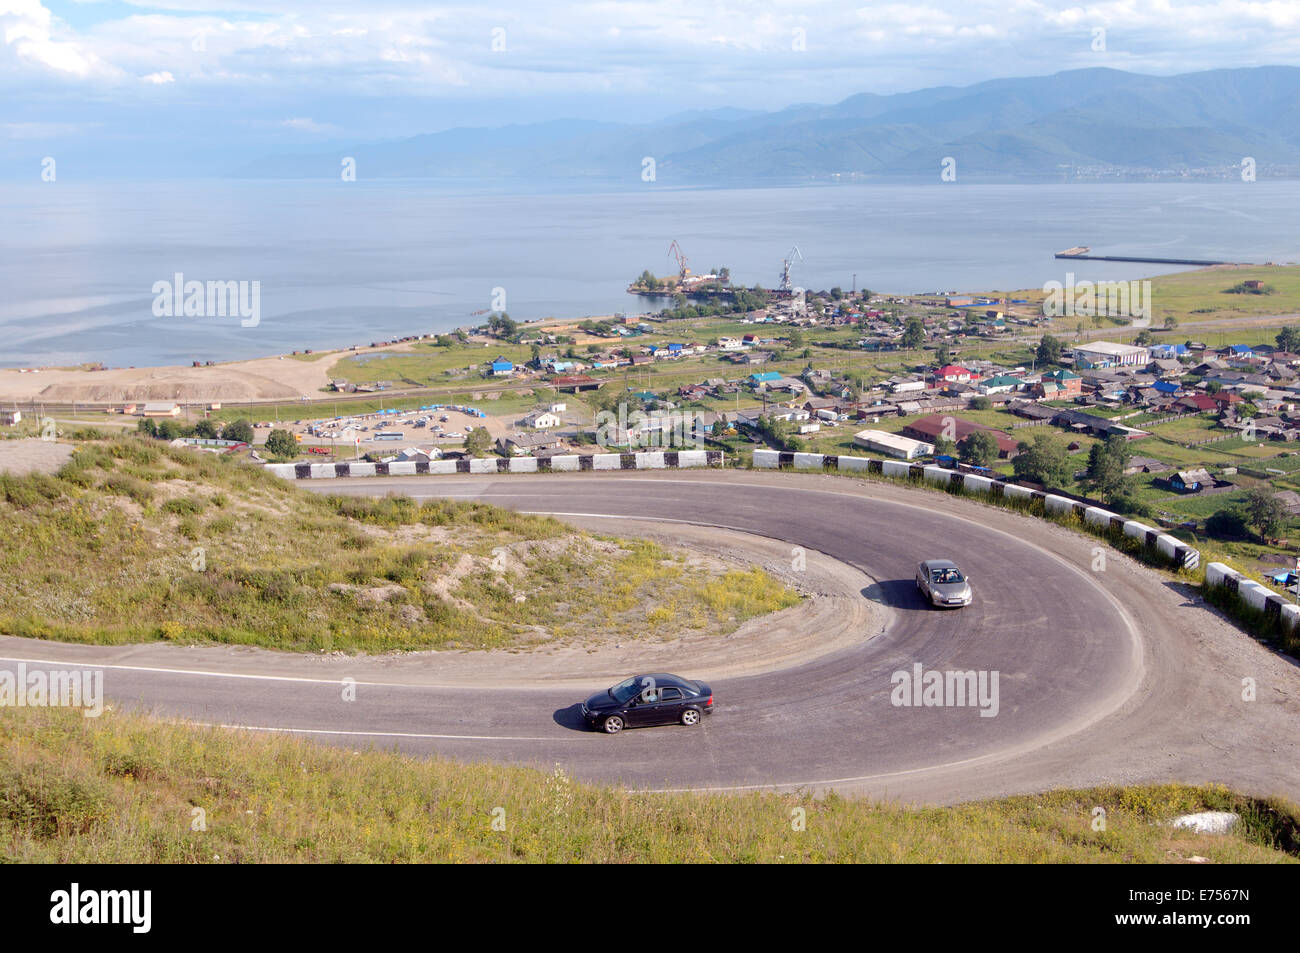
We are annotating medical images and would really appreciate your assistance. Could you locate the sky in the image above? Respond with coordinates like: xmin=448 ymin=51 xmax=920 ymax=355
xmin=3 ymin=0 xmax=1299 ymax=175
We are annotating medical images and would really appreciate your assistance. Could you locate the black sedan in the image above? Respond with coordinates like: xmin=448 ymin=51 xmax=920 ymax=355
xmin=581 ymin=673 xmax=713 ymax=733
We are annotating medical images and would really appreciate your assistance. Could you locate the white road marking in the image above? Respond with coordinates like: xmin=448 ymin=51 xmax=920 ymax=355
xmin=0 ymin=655 xmax=441 ymax=689
xmin=188 ymin=721 xmax=585 ymax=743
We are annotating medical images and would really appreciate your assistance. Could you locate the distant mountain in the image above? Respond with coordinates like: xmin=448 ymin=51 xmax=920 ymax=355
xmin=237 ymin=67 xmax=1300 ymax=183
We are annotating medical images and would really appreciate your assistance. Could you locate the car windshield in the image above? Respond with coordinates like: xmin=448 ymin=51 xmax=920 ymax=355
xmin=609 ymin=677 xmax=640 ymax=704
xmin=932 ymin=568 xmax=964 ymax=584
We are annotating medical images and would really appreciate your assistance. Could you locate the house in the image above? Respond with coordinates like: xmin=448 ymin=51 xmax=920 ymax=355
xmin=749 ymin=370 xmax=782 ymax=387
xmin=497 ymin=432 xmax=562 ymax=455
xmin=901 ymin=414 xmax=1019 ymax=458
xmin=978 ymin=375 xmax=1024 ymax=395
xmin=490 ymin=357 xmax=515 ymax=376
xmin=1149 ymin=343 xmax=1189 ymax=360
xmin=394 ymin=446 xmax=441 ymax=463
xmin=1169 ymin=468 xmax=1214 ymax=493
xmin=1040 ymin=369 xmax=1083 ymax=395
xmin=141 ymin=402 xmax=181 ymax=418
xmin=1147 ymin=358 xmax=1183 ymax=376
xmin=1124 ymin=456 xmax=1172 ymax=476
xmin=1072 ymin=341 xmax=1151 ymax=369
xmin=1176 ymin=393 xmax=1219 ymax=413
xmin=520 ymin=411 xmax=561 ymax=429
xmin=744 ymin=351 xmax=775 ymax=365
xmin=0 ymin=410 xmax=20 ymax=426
xmin=933 ymin=365 xmax=975 ymax=384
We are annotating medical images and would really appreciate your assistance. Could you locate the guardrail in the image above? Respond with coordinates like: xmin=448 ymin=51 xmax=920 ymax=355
xmin=752 ymin=448 xmax=1199 ymax=571
xmin=1204 ymin=562 xmax=1300 ymax=632
xmin=265 ymin=449 xmax=725 ymax=479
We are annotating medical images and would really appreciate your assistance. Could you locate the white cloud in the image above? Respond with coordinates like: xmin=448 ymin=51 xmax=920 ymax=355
xmin=141 ymin=69 xmax=174 ymax=83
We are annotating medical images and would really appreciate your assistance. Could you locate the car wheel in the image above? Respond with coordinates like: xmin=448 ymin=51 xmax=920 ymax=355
xmin=603 ymin=715 xmax=624 ymax=734
xmin=681 ymin=708 xmax=701 ymax=726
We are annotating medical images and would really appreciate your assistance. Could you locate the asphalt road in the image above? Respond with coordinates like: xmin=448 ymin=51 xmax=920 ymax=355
xmin=6 ymin=470 xmax=1298 ymax=803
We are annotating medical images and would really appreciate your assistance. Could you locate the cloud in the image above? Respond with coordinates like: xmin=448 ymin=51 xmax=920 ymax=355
xmin=141 ymin=69 xmax=173 ymax=83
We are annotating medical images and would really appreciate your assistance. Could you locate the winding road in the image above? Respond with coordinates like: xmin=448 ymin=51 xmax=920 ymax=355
xmin=4 ymin=470 xmax=1299 ymax=803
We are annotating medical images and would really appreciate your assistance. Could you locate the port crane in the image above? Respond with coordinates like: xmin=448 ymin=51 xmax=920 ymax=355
xmin=668 ymin=240 xmax=691 ymax=282
xmin=779 ymin=244 xmax=804 ymax=292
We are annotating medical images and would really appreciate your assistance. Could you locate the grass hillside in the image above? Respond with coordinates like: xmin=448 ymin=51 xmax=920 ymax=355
xmin=1 ymin=707 xmax=1295 ymax=863
xmin=0 ymin=436 xmax=799 ymax=653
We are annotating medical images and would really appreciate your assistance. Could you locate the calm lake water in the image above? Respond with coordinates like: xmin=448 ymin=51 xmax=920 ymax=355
xmin=3 ymin=180 xmax=1299 ymax=368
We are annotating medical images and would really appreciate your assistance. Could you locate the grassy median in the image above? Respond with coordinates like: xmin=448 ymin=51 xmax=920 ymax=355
xmin=1 ymin=707 xmax=1295 ymax=863
xmin=0 ymin=436 xmax=799 ymax=652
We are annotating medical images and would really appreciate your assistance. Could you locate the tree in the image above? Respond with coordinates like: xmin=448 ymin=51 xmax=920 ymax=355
xmin=136 ymin=418 xmax=157 ymax=437
xmin=1134 ymin=330 xmax=1153 ymax=346
xmin=830 ymin=287 xmax=843 ymax=300
xmin=464 ymin=428 xmax=494 ymax=457
xmin=1206 ymin=508 xmax=1249 ymax=540
xmin=1277 ymin=326 xmax=1300 ymax=353
xmin=1087 ymin=435 xmax=1131 ymax=502
xmin=1163 ymin=314 xmax=1179 ymax=331
xmin=935 ymin=343 xmax=952 ymax=366
xmin=154 ymin=419 xmax=179 ymax=440
xmin=1011 ymin=431 xmax=1072 ymax=489
xmin=969 ymin=395 xmax=992 ymax=411
xmin=193 ymin=418 xmax=219 ymax=439
xmin=901 ymin=318 xmax=925 ymax=349
xmin=1245 ymin=485 xmax=1288 ymax=542
xmin=223 ymin=419 xmax=254 ymax=444
xmin=1036 ymin=335 xmax=1063 ymax=365
xmin=786 ymin=329 xmax=804 ymax=349
xmin=960 ymin=430 xmax=999 ymax=467
xmin=932 ymin=436 xmax=958 ymax=458
xmin=264 ymin=429 xmax=297 ymax=459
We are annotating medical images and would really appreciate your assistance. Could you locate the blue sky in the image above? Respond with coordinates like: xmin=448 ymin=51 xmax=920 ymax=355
xmin=3 ymin=0 xmax=1299 ymax=174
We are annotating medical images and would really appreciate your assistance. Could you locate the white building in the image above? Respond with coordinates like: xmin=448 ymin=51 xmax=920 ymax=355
xmin=521 ymin=411 xmax=561 ymax=429
xmin=853 ymin=430 xmax=933 ymax=459
xmin=1072 ymin=341 xmax=1150 ymax=369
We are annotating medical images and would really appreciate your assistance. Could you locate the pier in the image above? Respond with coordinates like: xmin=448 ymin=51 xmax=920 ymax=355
xmin=1055 ymin=246 xmax=1230 ymax=267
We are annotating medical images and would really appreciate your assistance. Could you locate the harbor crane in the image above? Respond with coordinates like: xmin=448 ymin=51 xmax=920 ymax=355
xmin=668 ymin=240 xmax=691 ymax=281
xmin=779 ymin=244 xmax=804 ymax=292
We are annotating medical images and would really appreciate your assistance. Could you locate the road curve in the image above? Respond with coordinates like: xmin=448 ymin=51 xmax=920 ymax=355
xmin=7 ymin=470 xmax=1299 ymax=803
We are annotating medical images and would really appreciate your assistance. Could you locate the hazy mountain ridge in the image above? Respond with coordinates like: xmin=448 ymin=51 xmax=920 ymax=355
xmin=237 ymin=66 xmax=1300 ymax=182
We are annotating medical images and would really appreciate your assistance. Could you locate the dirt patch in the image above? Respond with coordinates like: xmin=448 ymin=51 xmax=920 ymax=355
xmin=0 ymin=439 xmax=73 ymax=476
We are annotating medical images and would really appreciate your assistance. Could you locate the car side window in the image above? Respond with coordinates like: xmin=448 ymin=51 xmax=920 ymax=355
xmin=660 ymin=687 xmax=682 ymax=701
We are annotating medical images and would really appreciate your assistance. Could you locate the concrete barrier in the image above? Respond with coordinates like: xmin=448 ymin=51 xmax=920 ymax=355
xmin=269 ymin=449 xmax=724 ymax=481
xmin=744 ymin=449 xmax=1201 ymax=571
xmin=1204 ymin=561 xmax=1296 ymax=629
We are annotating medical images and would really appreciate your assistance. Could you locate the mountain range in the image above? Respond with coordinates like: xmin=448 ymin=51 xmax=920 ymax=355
xmin=239 ymin=66 xmax=1300 ymax=183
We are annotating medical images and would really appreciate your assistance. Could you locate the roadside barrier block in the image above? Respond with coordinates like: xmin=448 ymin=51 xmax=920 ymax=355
xmin=753 ymin=449 xmax=780 ymax=469
xmin=637 ymin=452 xmax=667 ymax=469
xmin=838 ymin=456 xmax=873 ymax=473
xmin=549 ymin=455 xmax=580 ymax=472
xmin=509 ymin=457 xmax=538 ymax=473
xmin=792 ymin=452 xmax=826 ymax=469
xmin=922 ymin=466 xmax=953 ymax=487
xmin=592 ymin=454 xmax=622 ymax=470
xmin=881 ymin=459 xmax=912 ymax=478
xmin=1002 ymin=483 xmax=1035 ymax=502
xmin=1083 ymin=506 xmax=1114 ymax=529
xmin=961 ymin=474 xmax=994 ymax=494
xmin=1238 ymin=580 xmax=1271 ymax=612
xmin=1044 ymin=494 xmax=1076 ymax=516
xmin=308 ymin=464 xmax=337 ymax=479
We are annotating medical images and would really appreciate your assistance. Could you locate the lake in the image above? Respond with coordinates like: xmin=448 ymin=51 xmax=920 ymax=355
xmin=3 ymin=179 xmax=1298 ymax=368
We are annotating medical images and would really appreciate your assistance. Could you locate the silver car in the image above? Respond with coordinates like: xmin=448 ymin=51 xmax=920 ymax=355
xmin=916 ymin=559 xmax=973 ymax=608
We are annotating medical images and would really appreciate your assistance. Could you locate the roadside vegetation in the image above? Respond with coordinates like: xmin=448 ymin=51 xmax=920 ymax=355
xmin=0 ymin=435 xmax=799 ymax=653
xmin=1 ymin=707 xmax=1293 ymax=863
